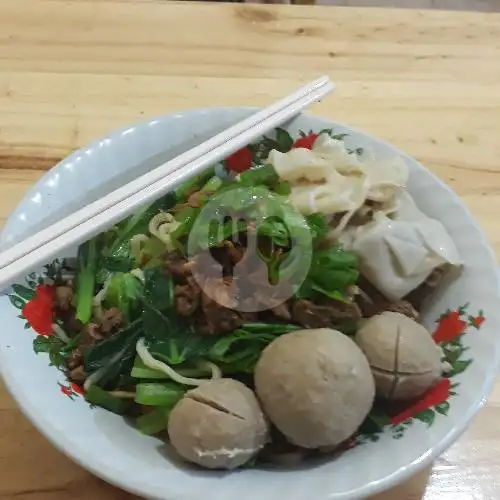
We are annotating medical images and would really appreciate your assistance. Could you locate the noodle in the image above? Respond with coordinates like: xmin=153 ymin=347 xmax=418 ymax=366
xmin=83 ymin=364 xmax=109 ymax=392
xmin=52 ymin=323 xmax=71 ymax=344
xmin=136 ymin=338 xmax=221 ymax=386
xmin=92 ymin=276 xmax=112 ymax=322
xmin=130 ymin=234 xmax=150 ymax=262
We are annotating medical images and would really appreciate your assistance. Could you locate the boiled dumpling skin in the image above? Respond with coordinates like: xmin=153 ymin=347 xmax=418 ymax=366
xmin=339 ymin=192 xmax=461 ymax=300
xmin=267 ymin=134 xmax=408 ymax=216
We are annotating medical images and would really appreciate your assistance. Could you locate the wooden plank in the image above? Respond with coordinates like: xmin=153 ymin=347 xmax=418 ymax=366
xmin=0 ymin=2 xmax=499 ymax=499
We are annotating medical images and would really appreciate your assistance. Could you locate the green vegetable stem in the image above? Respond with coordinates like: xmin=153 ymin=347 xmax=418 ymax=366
xmin=135 ymin=382 xmax=186 ymax=406
xmin=136 ymin=407 xmax=172 ymax=435
xmin=84 ymin=319 xmax=144 ymax=390
xmin=75 ymin=237 xmax=99 ymax=324
xmin=85 ymin=385 xmax=130 ymax=415
xmin=105 ymin=272 xmax=144 ymax=323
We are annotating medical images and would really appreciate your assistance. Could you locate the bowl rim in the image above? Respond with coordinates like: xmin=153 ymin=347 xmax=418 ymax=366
xmin=1 ymin=107 xmax=499 ymax=500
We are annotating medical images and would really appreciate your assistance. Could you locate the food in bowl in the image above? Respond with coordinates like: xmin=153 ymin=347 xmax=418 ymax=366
xmin=168 ymin=378 xmax=269 ymax=469
xmin=254 ymin=328 xmax=375 ymax=450
xmin=356 ymin=312 xmax=442 ymax=400
xmin=8 ymin=126 xmax=478 ymax=471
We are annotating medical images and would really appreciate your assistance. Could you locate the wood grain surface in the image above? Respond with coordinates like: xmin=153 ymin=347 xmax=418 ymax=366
xmin=1 ymin=1 xmax=499 ymax=498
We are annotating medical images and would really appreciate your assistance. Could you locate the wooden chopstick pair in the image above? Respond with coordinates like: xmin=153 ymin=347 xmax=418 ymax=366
xmin=0 ymin=76 xmax=335 ymax=290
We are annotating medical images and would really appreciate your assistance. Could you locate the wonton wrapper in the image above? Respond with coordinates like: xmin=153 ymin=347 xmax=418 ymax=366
xmin=268 ymin=134 xmax=409 ymax=216
xmin=339 ymin=192 xmax=461 ymax=300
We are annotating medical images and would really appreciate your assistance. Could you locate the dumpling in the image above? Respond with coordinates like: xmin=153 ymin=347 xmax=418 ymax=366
xmin=393 ymin=192 xmax=462 ymax=266
xmin=288 ymin=173 xmax=367 ymax=215
xmin=267 ymin=148 xmax=330 ymax=183
xmin=311 ymin=134 xmax=363 ymax=175
xmin=339 ymin=194 xmax=461 ymax=300
xmin=267 ymin=133 xmax=410 ymax=217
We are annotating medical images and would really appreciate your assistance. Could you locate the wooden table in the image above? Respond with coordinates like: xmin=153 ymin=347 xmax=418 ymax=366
xmin=1 ymin=1 xmax=500 ymax=498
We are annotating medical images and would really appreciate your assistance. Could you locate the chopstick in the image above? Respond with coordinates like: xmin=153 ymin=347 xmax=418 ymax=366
xmin=0 ymin=76 xmax=335 ymax=290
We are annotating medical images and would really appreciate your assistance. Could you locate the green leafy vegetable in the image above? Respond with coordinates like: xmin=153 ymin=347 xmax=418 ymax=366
xmin=141 ymin=267 xmax=178 ymax=344
xmin=97 ymin=194 xmax=176 ymax=282
xmin=298 ymin=246 xmax=358 ymax=301
xmin=141 ymin=277 xmax=299 ymax=368
xmin=238 ymin=164 xmax=282 ymax=190
xmin=98 ymin=255 xmax=135 ymax=274
xmin=85 ymin=386 xmax=130 ymax=415
xmin=106 ymin=272 xmax=144 ymax=323
xmin=206 ymin=323 xmax=301 ymax=373
xmin=141 ymin=267 xmax=212 ymax=364
xmin=142 ymin=268 xmax=301 ymax=369
xmin=147 ymin=332 xmax=211 ymax=366
xmin=84 ymin=319 xmax=144 ymax=390
xmin=84 ymin=319 xmax=143 ymax=373
xmin=143 ymin=267 xmax=174 ymax=310
xmin=304 ymin=213 xmax=329 ymax=243
xmin=258 ymin=216 xmax=290 ymax=247
xmin=135 ymin=382 xmax=186 ymax=406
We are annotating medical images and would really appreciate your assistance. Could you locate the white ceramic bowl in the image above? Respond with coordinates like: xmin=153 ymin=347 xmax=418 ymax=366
xmin=1 ymin=108 xmax=499 ymax=500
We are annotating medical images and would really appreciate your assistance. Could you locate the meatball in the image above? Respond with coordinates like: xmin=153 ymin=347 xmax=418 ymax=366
xmin=254 ymin=328 xmax=375 ymax=449
xmin=168 ymin=379 xmax=269 ymax=469
xmin=355 ymin=311 xmax=442 ymax=400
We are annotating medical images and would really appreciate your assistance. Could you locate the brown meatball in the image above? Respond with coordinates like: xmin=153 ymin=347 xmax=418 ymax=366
xmin=355 ymin=311 xmax=442 ymax=400
xmin=168 ymin=379 xmax=269 ymax=469
xmin=254 ymin=328 xmax=375 ymax=449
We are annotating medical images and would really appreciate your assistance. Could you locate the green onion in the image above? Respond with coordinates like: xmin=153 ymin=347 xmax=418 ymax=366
xmin=85 ymin=386 xmax=129 ymax=415
xmin=135 ymin=382 xmax=185 ymax=406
